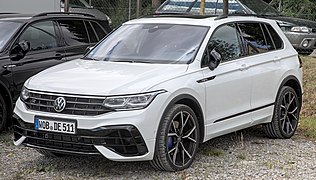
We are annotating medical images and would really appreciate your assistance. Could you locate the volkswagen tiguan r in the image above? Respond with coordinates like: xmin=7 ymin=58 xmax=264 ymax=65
xmin=13 ymin=14 xmax=303 ymax=171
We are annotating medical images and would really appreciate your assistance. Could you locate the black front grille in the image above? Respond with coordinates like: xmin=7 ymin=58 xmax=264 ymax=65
xmin=14 ymin=118 xmax=148 ymax=156
xmin=24 ymin=91 xmax=113 ymax=116
xmin=312 ymin=28 xmax=316 ymax=33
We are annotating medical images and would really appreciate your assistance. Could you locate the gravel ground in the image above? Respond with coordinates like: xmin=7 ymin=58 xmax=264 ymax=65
xmin=1 ymin=126 xmax=316 ymax=180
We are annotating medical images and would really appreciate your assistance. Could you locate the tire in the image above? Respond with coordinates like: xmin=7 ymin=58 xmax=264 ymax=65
xmin=0 ymin=94 xmax=7 ymax=132
xmin=264 ymin=86 xmax=301 ymax=139
xmin=150 ymin=104 xmax=200 ymax=171
xmin=36 ymin=149 xmax=64 ymax=157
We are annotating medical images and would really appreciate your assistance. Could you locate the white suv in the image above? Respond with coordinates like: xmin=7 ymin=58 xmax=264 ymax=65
xmin=13 ymin=14 xmax=303 ymax=171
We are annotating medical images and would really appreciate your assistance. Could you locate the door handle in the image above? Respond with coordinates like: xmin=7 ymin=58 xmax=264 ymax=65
xmin=55 ymin=54 xmax=63 ymax=60
xmin=273 ymin=57 xmax=281 ymax=62
xmin=239 ymin=64 xmax=248 ymax=71
xmin=3 ymin=64 xmax=17 ymax=70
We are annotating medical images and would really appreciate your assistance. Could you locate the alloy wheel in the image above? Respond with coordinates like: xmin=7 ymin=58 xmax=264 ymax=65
xmin=167 ymin=110 xmax=198 ymax=167
xmin=279 ymin=91 xmax=299 ymax=136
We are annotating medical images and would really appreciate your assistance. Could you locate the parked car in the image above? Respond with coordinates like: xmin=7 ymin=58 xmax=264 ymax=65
xmin=13 ymin=14 xmax=302 ymax=171
xmin=0 ymin=0 xmax=112 ymax=25
xmin=61 ymin=0 xmax=112 ymax=25
xmin=0 ymin=12 xmax=111 ymax=132
xmin=156 ymin=0 xmax=316 ymax=54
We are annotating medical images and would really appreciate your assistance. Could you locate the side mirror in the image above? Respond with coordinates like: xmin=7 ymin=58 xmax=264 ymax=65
xmin=84 ymin=45 xmax=94 ymax=55
xmin=208 ymin=48 xmax=222 ymax=71
xmin=10 ymin=40 xmax=30 ymax=61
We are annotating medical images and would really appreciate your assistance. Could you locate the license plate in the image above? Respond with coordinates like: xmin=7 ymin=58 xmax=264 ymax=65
xmin=34 ymin=117 xmax=76 ymax=134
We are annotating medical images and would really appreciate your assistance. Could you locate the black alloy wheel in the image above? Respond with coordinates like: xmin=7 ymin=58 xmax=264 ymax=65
xmin=151 ymin=104 xmax=199 ymax=171
xmin=264 ymin=86 xmax=300 ymax=138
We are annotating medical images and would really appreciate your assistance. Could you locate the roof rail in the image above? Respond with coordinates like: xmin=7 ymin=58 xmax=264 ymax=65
xmin=33 ymin=12 xmax=95 ymax=18
xmin=214 ymin=13 xmax=261 ymax=20
xmin=144 ymin=12 xmax=218 ymax=19
xmin=143 ymin=12 xmax=264 ymax=20
xmin=0 ymin=13 xmax=19 ymax=15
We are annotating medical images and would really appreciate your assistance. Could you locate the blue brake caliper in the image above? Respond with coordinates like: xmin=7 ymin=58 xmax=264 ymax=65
xmin=167 ymin=137 xmax=173 ymax=149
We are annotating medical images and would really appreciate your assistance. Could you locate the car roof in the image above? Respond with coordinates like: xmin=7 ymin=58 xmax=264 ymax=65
xmin=0 ymin=14 xmax=32 ymax=22
xmin=0 ymin=12 xmax=101 ymax=23
xmin=125 ymin=14 xmax=279 ymax=27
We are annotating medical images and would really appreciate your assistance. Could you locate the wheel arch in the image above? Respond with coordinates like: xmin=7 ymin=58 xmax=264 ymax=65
xmin=0 ymin=80 xmax=13 ymax=124
xmin=161 ymin=94 xmax=205 ymax=143
xmin=277 ymin=75 xmax=303 ymax=106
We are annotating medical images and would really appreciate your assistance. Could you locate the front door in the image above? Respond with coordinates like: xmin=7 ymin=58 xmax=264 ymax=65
xmin=201 ymin=23 xmax=252 ymax=139
xmin=11 ymin=20 xmax=66 ymax=101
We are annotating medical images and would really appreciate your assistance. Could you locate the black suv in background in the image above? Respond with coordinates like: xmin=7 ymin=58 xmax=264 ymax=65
xmin=157 ymin=0 xmax=316 ymax=54
xmin=0 ymin=12 xmax=111 ymax=132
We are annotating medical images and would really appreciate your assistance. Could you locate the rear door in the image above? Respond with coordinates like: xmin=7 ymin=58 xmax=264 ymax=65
xmin=57 ymin=19 xmax=102 ymax=60
xmin=10 ymin=20 xmax=66 ymax=101
xmin=237 ymin=22 xmax=284 ymax=124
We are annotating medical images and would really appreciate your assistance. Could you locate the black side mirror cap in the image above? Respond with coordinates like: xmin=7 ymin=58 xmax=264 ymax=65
xmin=208 ymin=48 xmax=222 ymax=71
xmin=10 ymin=40 xmax=30 ymax=61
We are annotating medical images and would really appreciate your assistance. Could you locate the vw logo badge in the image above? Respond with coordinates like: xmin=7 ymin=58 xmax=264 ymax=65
xmin=54 ymin=97 xmax=66 ymax=112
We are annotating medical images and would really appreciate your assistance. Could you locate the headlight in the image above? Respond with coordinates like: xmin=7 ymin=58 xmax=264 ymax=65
xmin=103 ymin=90 xmax=166 ymax=110
xmin=291 ymin=26 xmax=310 ymax=33
xmin=21 ymin=87 xmax=30 ymax=101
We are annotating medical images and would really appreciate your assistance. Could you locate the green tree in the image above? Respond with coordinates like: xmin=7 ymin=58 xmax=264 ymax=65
xmin=266 ymin=0 xmax=316 ymax=21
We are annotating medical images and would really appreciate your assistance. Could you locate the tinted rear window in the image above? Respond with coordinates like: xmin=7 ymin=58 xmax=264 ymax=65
xmin=91 ymin=22 xmax=106 ymax=40
xmin=238 ymin=23 xmax=269 ymax=55
xmin=261 ymin=24 xmax=275 ymax=51
xmin=85 ymin=21 xmax=98 ymax=43
xmin=58 ymin=20 xmax=89 ymax=46
xmin=266 ymin=24 xmax=283 ymax=49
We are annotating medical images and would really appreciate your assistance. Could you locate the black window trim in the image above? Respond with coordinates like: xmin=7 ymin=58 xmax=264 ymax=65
xmin=264 ymin=23 xmax=284 ymax=50
xmin=89 ymin=20 xmax=108 ymax=41
xmin=86 ymin=20 xmax=100 ymax=42
xmin=260 ymin=23 xmax=277 ymax=51
xmin=83 ymin=20 xmax=91 ymax=43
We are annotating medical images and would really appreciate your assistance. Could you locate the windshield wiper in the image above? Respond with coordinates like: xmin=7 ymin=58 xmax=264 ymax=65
xmin=113 ymin=59 xmax=135 ymax=63
xmin=111 ymin=59 xmax=154 ymax=64
xmin=82 ymin=57 xmax=98 ymax=61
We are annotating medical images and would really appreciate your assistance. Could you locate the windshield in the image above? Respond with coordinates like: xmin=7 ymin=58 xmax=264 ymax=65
xmin=85 ymin=24 xmax=209 ymax=64
xmin=239 ymin=0 xmax=279 ymax=16
xmin=0 ymin=21 xmax=21 ymax=52
xmin=158 ymin=0 xmax=246 ymax=14
xmin=157 ymin=0 xmax=279 ymax=16
xmin=61 ymin=0 xmax=90 ymax=8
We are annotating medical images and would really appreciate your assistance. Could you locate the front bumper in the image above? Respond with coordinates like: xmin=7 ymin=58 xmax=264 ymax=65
xmin=14 ymin=117 xmax=148 ymax=156
xmin=284 ymin=31 xmax=316 ymax=51
xmin=13 ymin=92 xmax=169 ymax=161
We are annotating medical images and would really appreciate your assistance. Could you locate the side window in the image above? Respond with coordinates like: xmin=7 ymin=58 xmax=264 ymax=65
xmin=202 ymin=23 xmax=241 ymax=66
xmin=238 ymin=23 xmax=268 ymax=55
xmin=85 ymin=21 xmax=98 ymax=43
xmin=69 ymin=0 xmax=87 ymax=8
xmin=266 ymin=24 xmax=283 ymax=49
xmin=261 ymin=23 xmax=275 ymax=51
xmin=58 ymin=20 xmax=89 ymax=46
xmin=91 ymin=22 xmax=106 ymax=40
xmin=19 ymin=21 xmax=57 ymax=51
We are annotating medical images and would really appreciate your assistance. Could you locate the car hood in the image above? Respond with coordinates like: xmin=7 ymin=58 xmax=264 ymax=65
xmin=269 ymin=16 xmax=316 ymax=28
xmin=26 ymin=59 xmax=188 ymax=96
